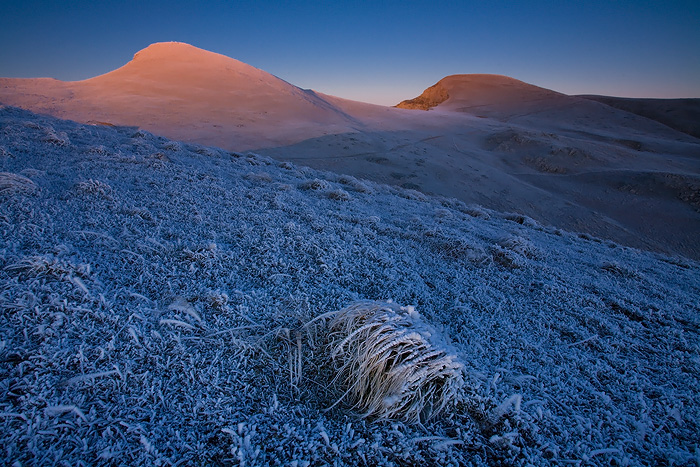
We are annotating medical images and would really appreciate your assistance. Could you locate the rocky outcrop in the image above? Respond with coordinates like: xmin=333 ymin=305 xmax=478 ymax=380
xmin=395 ymin=82 xmax=449 ymax=110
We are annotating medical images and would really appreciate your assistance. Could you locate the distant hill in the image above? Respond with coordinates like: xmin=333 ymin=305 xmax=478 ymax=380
xmin=0 ymin=42 xmax=364 ymax=150
xmin=395 ymin=74 xmax=567 ymax=114
xmin=579 ymin=95 xmax=700 ymax=139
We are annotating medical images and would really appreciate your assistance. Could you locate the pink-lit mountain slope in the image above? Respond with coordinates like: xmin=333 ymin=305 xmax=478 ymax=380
xmin=0 ymin=42 xmax=364 ymax=149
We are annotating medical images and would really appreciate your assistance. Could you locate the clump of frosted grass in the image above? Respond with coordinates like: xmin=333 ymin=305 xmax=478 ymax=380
xmin=313 ymin=301 xmax=465 ymax=424
xmin=299 ymin=178 xmax=330 ymax=191
xmin=0 ymin=172 xmax=37 ymax=195
xmin=43 ymin=127 xmax=70 ymax=146
xmin=337 ymin=174 xmax=373 ymax=193
xmin=499 ymin=234 xmax=539 ymax=259
xmin=74 ymin=179 xmax=113 ymax=197
xmin=326 ymin=188 xmax=351 ymax=201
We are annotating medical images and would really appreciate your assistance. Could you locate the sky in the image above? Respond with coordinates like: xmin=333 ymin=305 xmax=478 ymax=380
xmin=1 ymin=0 xmax=699 ymax=106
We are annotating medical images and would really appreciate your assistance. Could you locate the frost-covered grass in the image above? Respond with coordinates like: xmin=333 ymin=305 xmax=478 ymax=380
xmin=311 ymin=301 xmax=465 ymax=424
xmin=0 ymin=105 xmax=699 ymax=466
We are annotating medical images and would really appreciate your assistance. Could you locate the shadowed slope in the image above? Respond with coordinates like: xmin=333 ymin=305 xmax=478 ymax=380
xmin=579 ymin=95 xmax=700 ymax=139
xmin=266 ymin=77 xmax=700 ymax=259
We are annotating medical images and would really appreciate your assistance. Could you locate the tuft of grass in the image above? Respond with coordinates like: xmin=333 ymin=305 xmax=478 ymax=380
xmin=131 ymin=129 xmax=152 ymax=139
xmin=245 ymin=172 xmax=273 ymax=183
xmin=5 ymin=254 xmax=91 ymax=279
xmin=312 ymin=301 xmax=465 ymax=424
xmin=601 ymin=261 xmax=639 ymax=279
xmin=43 ymin=128 xmax=70 ymax=146
xmin=499 ymin=235 xmax=539 ymax=259
xmin=162 ymin=140 xmax=183 ymax=152
xmin=299 ymin=178 xmax=330 ymax=191
xmin=461 ymin=204 xmax=490 ymax=219
xmin=0 ymin=146 xmax=14 ymax=158
xmin=0 ymin=172 xmax=37 ymax=195
xmin=502 ymin=212 xmax=539 ymax=227
xmin=326 ymin=189 xmax=351 ymax=201
xmin=337 ymin=174 xmax=373 ymax=194
xmin=74 ymin=179 xmax=113 ymax=198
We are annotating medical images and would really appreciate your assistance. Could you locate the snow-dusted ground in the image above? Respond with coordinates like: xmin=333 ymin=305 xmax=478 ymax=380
xmin=1 ymin=106 xmax=698 ymax=466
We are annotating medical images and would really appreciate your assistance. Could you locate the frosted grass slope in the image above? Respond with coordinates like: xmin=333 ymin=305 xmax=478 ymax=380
xmin=0 ymin=106 xmax=698 ymax=466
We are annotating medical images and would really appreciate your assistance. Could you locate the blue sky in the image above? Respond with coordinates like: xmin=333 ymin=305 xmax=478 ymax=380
xmin=1 ymin=0 xmax=698 ymax=105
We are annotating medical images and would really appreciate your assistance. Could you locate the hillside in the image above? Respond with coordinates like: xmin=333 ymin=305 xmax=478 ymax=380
xmin=579 ymin=95 xmax=700 ymax=139
xmin=396 ymin=74 xmax=566 ymax=114
xmin=0 ymin=42 xmax=362 ymax=149
xmin=1 ymin=106 xmax=699 ymax=465
xmin=1 ymin=44 xmax=699 ymax=260
xmin=266 ymin=88 xmax=700 ymax=259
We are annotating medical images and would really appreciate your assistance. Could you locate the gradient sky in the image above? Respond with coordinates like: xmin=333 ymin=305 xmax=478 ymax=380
xmin=1 ymin=0 xmax=698 ymax=106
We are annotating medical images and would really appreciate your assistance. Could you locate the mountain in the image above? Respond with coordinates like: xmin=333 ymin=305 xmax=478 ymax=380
xmin=394 ymin=74 xmax=696 ymax=132
xmin=0 ymin=42 xmax=363 ymax=149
